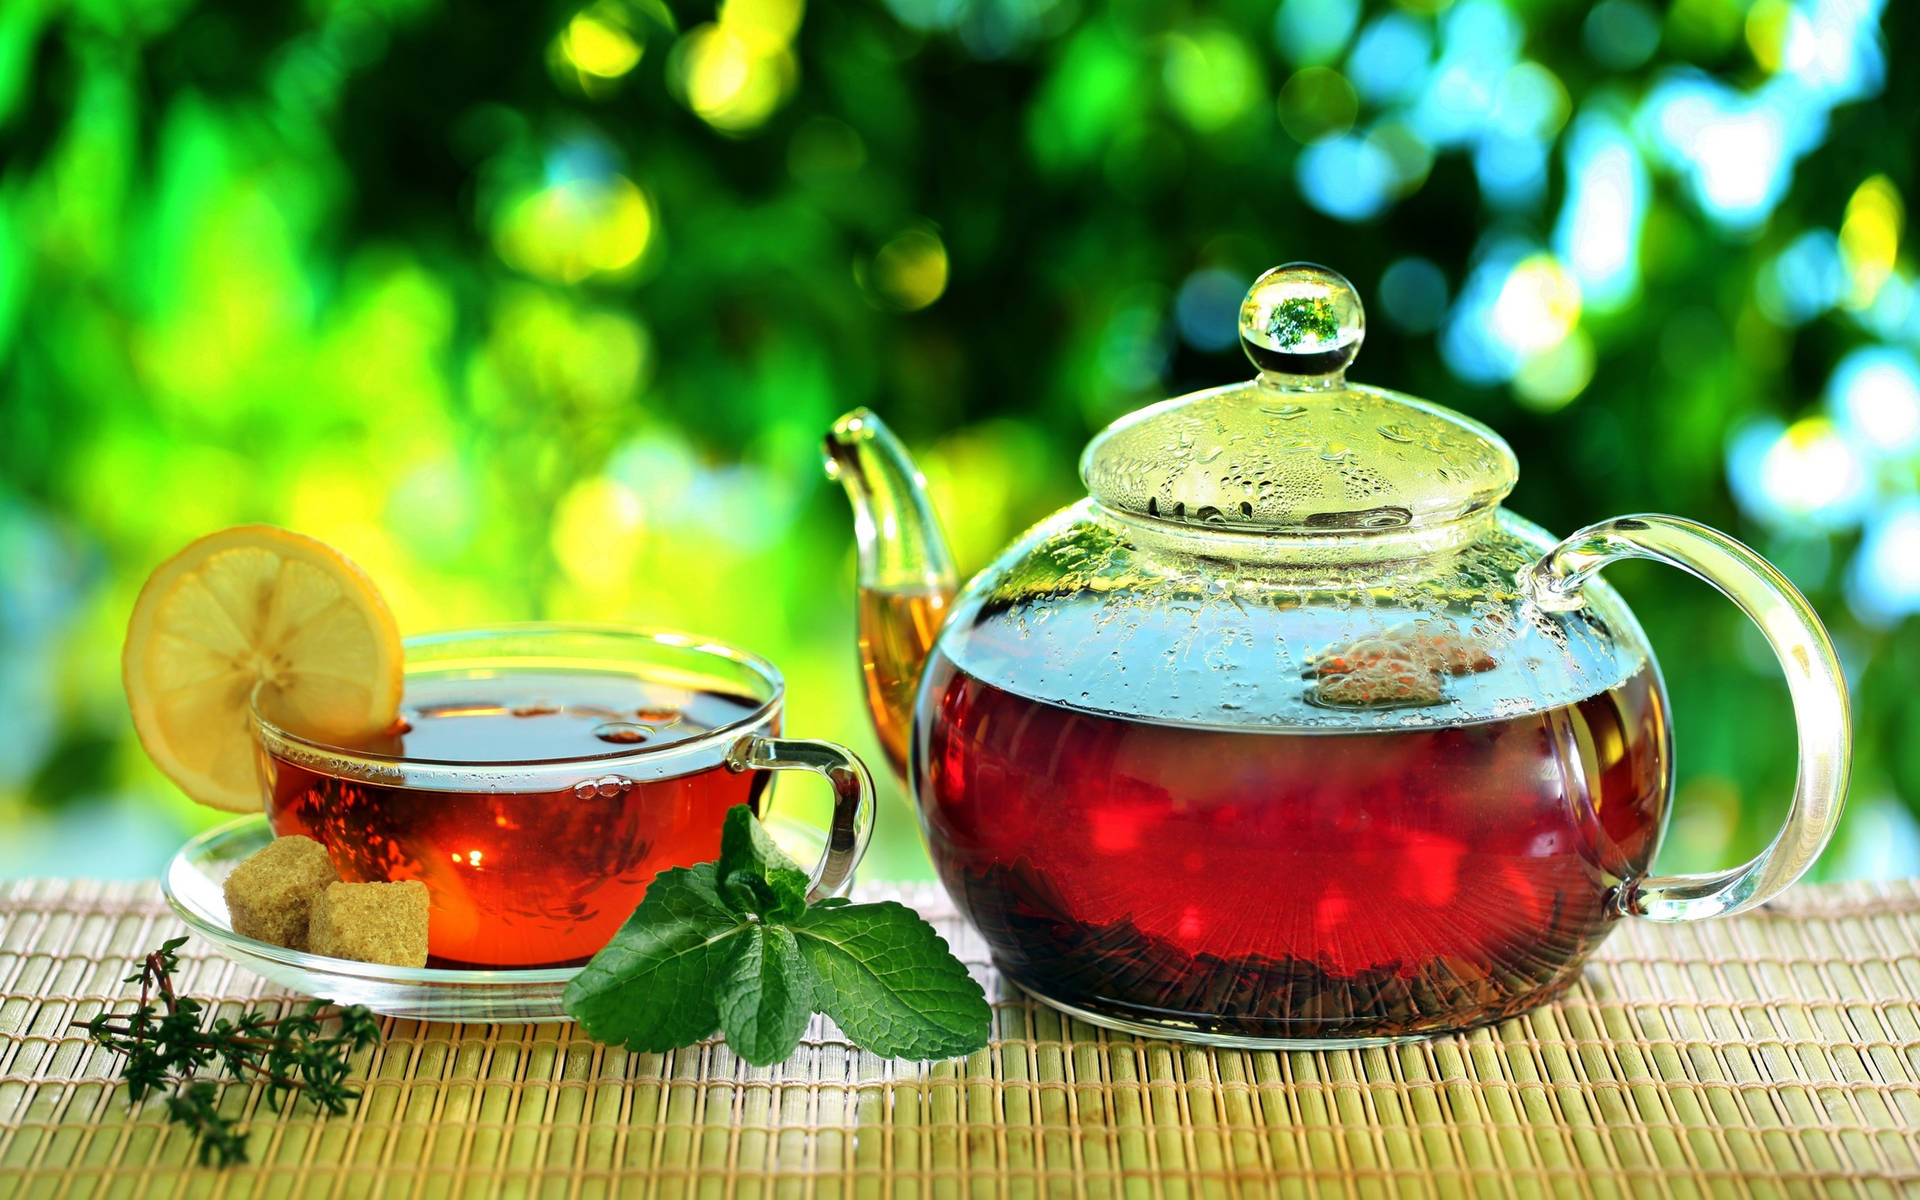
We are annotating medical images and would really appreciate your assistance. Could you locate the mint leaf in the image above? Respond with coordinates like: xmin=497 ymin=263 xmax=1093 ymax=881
xmin=562 ymin=864 xmax=750 ymax=1052
xmin=565 ymin=821 xmax=991 ymax=1066
xmin=716 ymin=925 xmax=812 ymax=1066
xmin=717 ymin=805 xmax=809 ymax=921
xmin=791 ymin=902 xmax=990 ymax=1060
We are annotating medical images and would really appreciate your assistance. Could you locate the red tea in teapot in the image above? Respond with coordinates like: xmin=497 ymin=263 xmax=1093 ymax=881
xmin=264 ymin=671 xmax=769 ymax=968
xmin=917 ymin=643 xmax=1670 ymax=1040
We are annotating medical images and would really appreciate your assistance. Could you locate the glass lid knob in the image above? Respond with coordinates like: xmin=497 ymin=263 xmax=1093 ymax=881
xmin=1239 ymin=263 xmax=1365 ymax=379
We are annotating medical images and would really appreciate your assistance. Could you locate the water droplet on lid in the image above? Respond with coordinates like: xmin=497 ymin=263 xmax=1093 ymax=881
xmin=567 ymin=705 xmax=623 ymax=720
xmin=634 ymin=706 xmax=681 ymax=725
xmin=511 ymin=703 xmax=559 ymax=717
xmin=594 ymin=722 xmax=651 ymax=745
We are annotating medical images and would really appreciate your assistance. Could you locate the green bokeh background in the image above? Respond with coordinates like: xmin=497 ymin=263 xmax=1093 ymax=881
xmin=2 ymin=0 xmax=1916 ymax=883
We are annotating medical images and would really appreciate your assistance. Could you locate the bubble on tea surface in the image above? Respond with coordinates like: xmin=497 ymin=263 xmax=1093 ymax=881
xmin=572 ymin=775 xmax=634 ymax=800
xmin=594 ymin=722 xmax=651 ymax=745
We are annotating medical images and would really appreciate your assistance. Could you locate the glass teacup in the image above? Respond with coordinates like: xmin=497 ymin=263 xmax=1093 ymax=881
xmin=250 ymin=625 xmax=873 ymax=968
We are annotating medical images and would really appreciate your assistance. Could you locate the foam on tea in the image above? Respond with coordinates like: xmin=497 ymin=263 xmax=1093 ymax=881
xmin=264 ymin=669 xmax=770 ymax=968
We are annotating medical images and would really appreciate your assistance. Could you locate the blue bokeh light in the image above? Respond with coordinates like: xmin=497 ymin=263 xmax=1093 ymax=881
xmin=1408 ymin=1 xmax=1521 ymax=151
xmin=1756 ymin=230 xmax=1846 ymax=325
xmin=1175 ymin=268 xmax=1251 ymax=352
xmin=1273 ymin=0 xmax=1361 ymax=68
xmin=1553 ymin=113 xmax=1646 ymax=311
xmin=1829 ymin=346 xmax=1920 ymax=456
xmin=1474 ymin=133 xmax=1547 ymax=210
xmin=1639 ymin=75 xmax=1795 ymax=233
xmin=1782 ymin=0 xmax=1886 ymax=106
xmin=1440 ymin=240 xmax=1529 ymax=385
xmin=1346 ymin=13 xmax=1431 ymax=107
xmin=1378 ymin=258 xmax=1449 ymax=334
xmin=1635 ymin=1 xmax=1885 ymax=233
xmin=1847 ymin=499 xmax=1920 ymax=627
xmin=1295 ymin=133 xmax=1397 ymax=222
xmin=1725 ymin=416 xmax=1874 ymax=533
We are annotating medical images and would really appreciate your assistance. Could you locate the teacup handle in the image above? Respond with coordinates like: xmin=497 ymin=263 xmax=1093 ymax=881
xmin=1523 ymin=515 xmax=1851 ymax=922
xmin=727 ymin=737 xmax=876 ymax=900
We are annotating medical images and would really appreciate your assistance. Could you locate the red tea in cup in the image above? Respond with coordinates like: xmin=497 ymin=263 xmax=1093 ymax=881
xmin=254 ymin=627 xmax=874 ymax=969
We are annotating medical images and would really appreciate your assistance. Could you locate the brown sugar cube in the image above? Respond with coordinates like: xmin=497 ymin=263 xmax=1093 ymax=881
xmin=223 ymin=835 xmax=340 ymax=951
xmin=307 ymin=881 xmax=430 ymax=968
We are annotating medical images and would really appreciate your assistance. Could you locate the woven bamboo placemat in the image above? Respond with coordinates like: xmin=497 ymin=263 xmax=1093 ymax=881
xmin=1 ymin=877 xmax=1916 ymax=1198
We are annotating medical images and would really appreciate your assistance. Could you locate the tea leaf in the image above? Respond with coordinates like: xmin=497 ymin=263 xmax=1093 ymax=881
xmin=562 ymin=864 xmax=751 ymax=1051
xmin=716 ymin=925 xmax=812 ymax=1066
xmin=791 ymin=901 xmax=991 ymax=1060
xmin=716 ymin=805 xmax=809 ymax=921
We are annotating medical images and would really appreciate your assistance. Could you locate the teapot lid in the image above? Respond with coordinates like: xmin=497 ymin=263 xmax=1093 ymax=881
xmin=1080 ymin=264 xmax=1518 ymax=535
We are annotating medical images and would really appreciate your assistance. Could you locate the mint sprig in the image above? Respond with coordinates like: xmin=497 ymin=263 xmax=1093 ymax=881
xmin=563 ymin=806 xmax=990 ymax=1065
xmin=791 ymin=901 xmax=994 ymax=1059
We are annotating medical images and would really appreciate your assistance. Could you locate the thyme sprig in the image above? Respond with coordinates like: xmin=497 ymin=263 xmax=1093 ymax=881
xmin=76 ymin=937 xmax=382 ymax=1167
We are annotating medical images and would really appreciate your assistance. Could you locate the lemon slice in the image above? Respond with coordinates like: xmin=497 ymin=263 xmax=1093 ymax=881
xmin=123 ymin=526 xmax=404 ymax=812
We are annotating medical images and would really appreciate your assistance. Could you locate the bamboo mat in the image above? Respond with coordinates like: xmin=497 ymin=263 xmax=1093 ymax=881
xmin=2 ymin=879 xmax=1917 ymax=1198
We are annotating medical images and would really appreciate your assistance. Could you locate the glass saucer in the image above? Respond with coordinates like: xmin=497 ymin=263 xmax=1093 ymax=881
xmin=163 ymin=814 xmax=829 ymax=1023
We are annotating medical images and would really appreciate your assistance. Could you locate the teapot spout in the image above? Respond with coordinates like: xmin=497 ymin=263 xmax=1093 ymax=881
xmin=823 ymin=409 xmax=959 ymax=783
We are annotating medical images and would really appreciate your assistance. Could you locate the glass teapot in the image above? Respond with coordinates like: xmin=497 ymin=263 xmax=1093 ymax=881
xmin=824 ymin=263 xmax=1849 ymax=1047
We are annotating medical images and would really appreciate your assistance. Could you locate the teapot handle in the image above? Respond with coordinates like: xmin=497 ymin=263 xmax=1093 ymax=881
xmin=1522 ymin=515 xmax=1851 ymax=923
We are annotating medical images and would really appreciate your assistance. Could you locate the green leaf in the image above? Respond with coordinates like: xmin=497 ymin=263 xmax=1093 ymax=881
xmin=716 ymin=805 xmax=809 ymax=921
xmin=791 ymin=902 xmax=990 ymax=1061
xmin=716 ymin=925 xmax=813 ymax=1066
xmin=562 ymin=864 xmax=751 ymax=1052
xmin=565 ymin=821 xmax=989 ymax=1065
